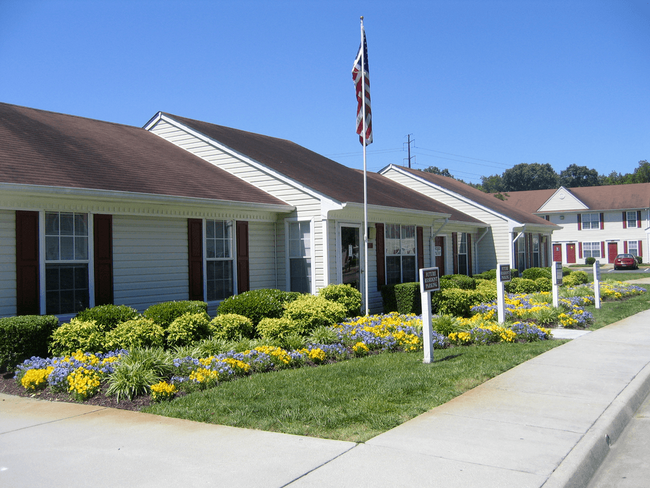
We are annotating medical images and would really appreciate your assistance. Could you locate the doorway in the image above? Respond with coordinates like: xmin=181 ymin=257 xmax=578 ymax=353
xmin=340 ymin=226 xmax=361 ymax=292
xmin=434 ymin=236 xmax=445 ymax=275
xmin=608 ymin=242 xmax=618 ymax=263
xmin=566 ymin=243 xmax=576 ymax=264
xmin=553 ymin=244 xmax=562 ymax=263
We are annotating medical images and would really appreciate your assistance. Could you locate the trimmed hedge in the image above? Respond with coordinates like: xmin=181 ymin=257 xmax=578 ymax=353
xmin=49 ymin=318 xmax=106 ymax=356
xmin=0 ymin=315 xmax=58 ymax=371
xmin=143 ymin=301 xmax=208 ymax=329
xmin=318 ymin=284 xmax=362 ymax=317
xmin=521 ymin=267 xmax=552 ymax=281
xmin=395 ymin=282 xmax=421 ymax=315
xmin=217 ymin=289 xmax=301 ymax=327
xmin=257 ymin=317 xmax=302 ymax=343
xmin=283 ymin=295 xmax=347 ymax=334
xmin=381 ymin=284 xmax=398 ymax=313
xmin=75 ymin=304 xmax=141 ymax=331
xmin=104 ymin=318 xmax=165 ymax=350
xmin=166 ymin=312 xmax=212 ymax=348
xmin=209 ymin=314 xmax=254 ymax=341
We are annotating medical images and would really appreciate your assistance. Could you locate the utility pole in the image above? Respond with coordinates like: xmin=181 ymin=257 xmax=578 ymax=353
xmin=403 ymin=134 xmax=415 ymax=168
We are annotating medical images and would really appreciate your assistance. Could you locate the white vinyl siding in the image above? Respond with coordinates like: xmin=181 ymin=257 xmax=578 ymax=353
xmin=112 ymin=215 xmax=188 ymax=312
xmin=249 ymin=221 xmax=282 ymax=290
xmin=0 ymin=211 xmax=16 ymax=318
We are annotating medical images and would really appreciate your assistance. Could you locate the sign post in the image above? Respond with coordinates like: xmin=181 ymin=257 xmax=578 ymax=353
xmin=552 ymin=262 xmax=563 ymax=309
xmin=593 ymin=260 xmax=601 ymax=309
xmin=419 ymin=267 xmax=440 ymax=364
xmin=496 ymin=264 xmax=511 ymax=324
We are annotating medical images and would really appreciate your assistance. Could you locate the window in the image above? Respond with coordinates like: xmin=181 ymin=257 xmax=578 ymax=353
xmin=457 ymin=232 xmax=469 ymax=275
xmin=288 ymin=221 xmax=311 ymax=293
xmin=45 ymin=212 xmax=89 ymax=314
xmin=205 ymin=220 xmax=233 ymax=301
xmin=385 ymin=224 xmax=416 ymax=284
xmin=517 ymin=236 xmax=526 ymax=271
xmin=532 ymin=235 xmax=540 ymax=268
xmin=628 ymin=240 xmax=639 ymax=256
xmin=582 ymin=213 xmax=600 ymax=230
xmin=583 ymin=242 xmax=601 ymax=258
xmin=626 ymin=211 xmax=638 ymax=228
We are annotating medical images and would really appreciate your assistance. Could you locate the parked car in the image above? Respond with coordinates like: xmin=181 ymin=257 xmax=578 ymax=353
xmin=614 ymin=253 xmax=638 ymax=270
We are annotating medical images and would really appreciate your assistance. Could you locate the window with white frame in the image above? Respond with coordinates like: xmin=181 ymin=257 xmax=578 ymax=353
xmin=45 ymin=212 xmax=89 ymax=315
xmin=583 ymin=242 xmax=601 ymax=258
xmin=628 ymin=240 xmax=639 ymax=256
xmin=205 ymin=220 xmax=233 ymax=301
xmin=457 ymin=232 xmax=469 ymax=275
xmin=533 ymin=235 xmax=540 ymax=268
xmin=626 ymin=211 xmax=638 ymax=228
xmin=288 ymin=221 xmax=311 ymax=293
xmin=385 ymin=224 xmax=416 ymax=284
xmin=582 ymin=213 xmax=600 ymax=230
xmin=517 ymin=236 xmax=526 ymax=271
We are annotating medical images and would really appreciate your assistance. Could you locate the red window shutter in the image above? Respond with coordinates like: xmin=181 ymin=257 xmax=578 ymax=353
xmin=624 ymin=241 xmax=628 ymax=253
xmin=93 ymin=214 xmax=113 ymax=306
xmin=579 ymin=242 xmax=583 ymax=258
xmin=236 ymin=221 xmax=250 ymax=294
xmin=187 ymin=219 xmax=203 ymax=301
xmin=638 ymin=211 xmax=642 ymax=228
xmin=577 ymin=214 xmax=581 ymax=231
xmin=601 ymin=241 xmax=605 ymax=257
xmin=375 ymin=223 xmax=385 ymax=290
xmin=416 ymin=226 xmax=424 ymax=272
xmin=452 ymin=232 xmax=458 ymax=274
xmin=467 ymin=233 xmax=473 ymax=277
xmin=15 ymin=211 xmax=40 ymax=315
xmin=639 ymin=240 xmax=643 ymax=257
xmin=622 ymin=212 xmax=627 ymax=229
xmin=600 ymin=213 xmax=604 ymax=230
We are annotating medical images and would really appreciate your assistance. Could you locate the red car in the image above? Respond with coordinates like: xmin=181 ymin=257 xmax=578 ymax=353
xmin=614 ymin=253 xmax=638 ymax=270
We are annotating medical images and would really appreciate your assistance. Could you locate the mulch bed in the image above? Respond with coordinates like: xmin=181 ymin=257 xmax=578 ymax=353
xmin=0 ymin=371 xmax=151 ymax=411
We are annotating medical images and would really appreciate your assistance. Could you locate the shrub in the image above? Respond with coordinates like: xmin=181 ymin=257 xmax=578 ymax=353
xmin=395 ymin=282 xmax=421 ymax=315
xmin=569 ymin=271 xmax=589 ymax=285
xmin=107 ymin=361 xmax=161 ymax=402
xmin=104 ymin=318 xmax=165 ymax=350
xmin=535 ymin=277 xmax=552 ymax=292
xmin=209 ymin=314 xmax=254 ymax=341
xmin=585 ymin=257 xmax=596 ymax=265
xmin=431 ymin=315 xmax=461 ymax=336
xmin=441 ymin=274 xmax=476 ymax=290
xmin=49 ymin=318 xmax=107 ymax=356
xmin=636 ymin=256 xmax=643 ymax=264
xmin=143 ymin=301 xmax=208 ymax=329
xmin=380 ymin=284 xmax=398 ymax=313
xmin=217 ymin=289 xmax=301 ymax=327
xmin=0 ymin=315 xmax=58 ymax=372
xmin=318 ymin=284 xmax=362 ymax=317
xmin=562 ymin=274 xmax=581 ymax=288
xmin=474 ymin=269 xmax=497 ymax=280
xmin=436 ymin=289 xmax=485 ymax=317
xmin=166 ymin=312 xmax=212 ymax=348
xmin=521 ymin=267 xmax=552 ymax=280
xmin=75 ymin=305 xmax=141 ymax=331
xmin=283 ymin=295 xmax=347 ymax=334
xmin=562 ymin=267 xmax=572 ymax=277
xmin=505 ymin=278 xmax=539 ymax=295
xmin=476 ymin=280 xmax=498 ymax=302
xmin=257 ymin=317 xmax=302 ymax=342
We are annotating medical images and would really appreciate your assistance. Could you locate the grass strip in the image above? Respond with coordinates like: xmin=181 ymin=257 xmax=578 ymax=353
xmin=586 ymin=288 xmax=650 ymax=330
xmin=144 ymin=340 xmax=566 ymax=442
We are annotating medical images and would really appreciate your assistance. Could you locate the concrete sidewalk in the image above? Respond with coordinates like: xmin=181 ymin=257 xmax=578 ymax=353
xmin=2 ymin=296 xmax=650 ymax=487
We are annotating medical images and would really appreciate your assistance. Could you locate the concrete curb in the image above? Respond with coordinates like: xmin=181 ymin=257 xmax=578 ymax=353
xmin=542 ymin=359 xmax=650 ymax=488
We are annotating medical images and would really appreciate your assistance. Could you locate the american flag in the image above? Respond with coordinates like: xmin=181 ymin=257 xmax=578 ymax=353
xmin=352 ymin=25 xmax=373 ymax=145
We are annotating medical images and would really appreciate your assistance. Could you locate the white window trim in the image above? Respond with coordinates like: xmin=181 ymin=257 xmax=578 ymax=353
xmin=626 ymin=211 xmax=638 ymax=228
xmin=628 ymin=240 xmax=639 ymax=256
xmin=582 ymin=213 xmax=600 ymax=230
xmin=39 ymin=211 xmax=95 ymax=319
xmin=203 ymin=219 xmax=238 ymax=304
xmin=583 ymin=241 xmax=601 ymax=258
xmin=385 ymin=223 xmax=417 ymax=284
xmin=285 ymin=217 xmax=315 ymax=294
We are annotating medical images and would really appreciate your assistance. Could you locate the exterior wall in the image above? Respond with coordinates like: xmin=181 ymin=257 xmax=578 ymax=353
xmin=538 ymin=189 xmax=586 ymax=212
xmin=546 ymin=210 xmax=648 ymax=264
xmin=0 ymin=210 xmax=16 ymax=317
xmin=249 ymin=221 xmax=281 ymax=291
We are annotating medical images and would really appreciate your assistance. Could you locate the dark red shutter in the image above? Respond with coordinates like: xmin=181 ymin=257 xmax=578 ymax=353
xmin=638 ymin=211 xmax=642 ymax=228
xmin=639 ymin=241 xmax=643 ymax=258
xmin=416 ymin=226 xmax=424 ymax=273
xmin=188 ymin=219 xmax=203 ymax=301
xmin=600 ymin=213 xmax=604 ymax=230
xmin=236 ymin=221 xmax=250 ymax=294
xmin=375 ymin=223 xmax=385 ymax=290
xmin=452 ymin=232 xmax=458 ymax=274
xmin=622 ymin=212 xmax=627 ymax=229
xmin=467 ymin=233 xmax=473 ymax=277
xmin=624 ymin=241 xmax=628 ymax=253
xmin=15 ymin=211 xmax=40 ymax=315
xmin=577 ymin=214 xmax=581 ymax=231
xmin=93 ymin=214 xmax=113 ymax=306
xmin=601 ymin=241 xmax=605 ymax=257
xmin=579 ymin=242 xmax=583 ymax=258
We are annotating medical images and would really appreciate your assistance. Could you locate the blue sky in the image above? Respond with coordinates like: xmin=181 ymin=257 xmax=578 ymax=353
xmin=2 ymin=0 xmax=649 ymax=184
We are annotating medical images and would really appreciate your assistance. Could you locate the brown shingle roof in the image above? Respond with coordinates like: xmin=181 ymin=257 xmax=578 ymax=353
xmin=494 ymin=189 xmax=556 ymax=214
xmin=0 ymin=102 xmax=288 ymax=207
xmin=164 ymin=113 xmax=483 ymax=223
xmin=393 ymin=167 xmax=557 ymax=227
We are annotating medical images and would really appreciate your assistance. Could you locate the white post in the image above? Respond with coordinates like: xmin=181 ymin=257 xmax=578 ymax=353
xmin=593 ymin=260 xmax=601 ymax=309
xmin=497 ymin=264 xmax=510 ymax=324
xmin=552 ymin=261 xmax=562 ymax=309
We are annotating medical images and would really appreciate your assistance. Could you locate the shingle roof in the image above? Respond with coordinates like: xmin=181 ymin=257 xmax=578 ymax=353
xmin=391 ymin=167 xmax=557 ymax=227
xmin=0 ymin=102 xmax=288 ymax=207
xmin=164 ymin=113 xmax=483 ymax=223
xmin=493 ymin=189 xmax=556 ymax=214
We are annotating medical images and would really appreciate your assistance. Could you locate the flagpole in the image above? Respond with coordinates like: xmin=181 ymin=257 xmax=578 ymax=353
xmin=361 ymin=16 xmax=369 ymax=316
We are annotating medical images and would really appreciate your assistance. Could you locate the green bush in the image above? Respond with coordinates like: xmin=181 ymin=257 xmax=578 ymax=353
xmin=569 ymin=270 xmax=589 ymax=285
xmin=257 ymin=317 xmax=303 ymax=343
xmin=49 ymin=318 xmax=107 ymax=356
xmin=395 ymin=282 xmax=421 ymax=315
xmin=166 ymin=312 xmax=211 ymax=348
xmin=521 ymin=267 xmax=552 ymax=280
xmin=585 ymin=257 xmax=596 ymax=265
xmin=318 ymin=284 xmax=362 ymax=317
xmin=282 ymin=295 xmax=347 ymax=334
xmin=562 ymin=267 xmax=572 ymax=277
xmin=475 ymin=279 xmax=498 ymax=302
xmin=380 ymin=284 xmax=398 ymax=313
xmin=143 ymin=301 xmax=208 ymax=329
xmin=431 ymin=315 xmax=461 ymax=336
xmin=562 ymin=274 xmax=581 ymax=288
xmin=0 ymin=315 xmax=58 ymax=371
xmin=217 ymin=289 xmax=301 ymax=327
xmin=106 ymin=347 xmax=172 ymax=402
xmin=441 ymin=274 xmax=476 ymax=290
xmin=105 ymin=318 xmax=165 ymax=350
xmin=209 ymin=314 xmax=254 ymax=341
xmin=75 ymin=304 xmax=141 ymax=331
xmin=505 ymin=278 xmax=539 ymax=295
xmin=436 ymin=289 xmax=485 ymax=317
xmin=535 ymin=277 xmax=552 ymax=292
xmin=473 ymin=269 xmax=497 ymax=280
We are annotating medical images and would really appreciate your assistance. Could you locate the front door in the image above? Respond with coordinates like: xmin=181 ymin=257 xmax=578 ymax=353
xmin=608 ymin=242 xmax=618 ymax=263
xmin=566 ymin=243 xmax=576 ymax=264
xmin=340 ymin=226 xmax=361 ymax=292
xmin=553 ymin=244 xmax=562 ymax=262
xmin=434 ymin=236 xmax=445 ymax=275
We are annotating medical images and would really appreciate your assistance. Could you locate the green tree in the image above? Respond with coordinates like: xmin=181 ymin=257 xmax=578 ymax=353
xmin=479 ymin=174 xmax=504 ymax=193
xmin=558 ymin=164 xmax=600 ymax=187
xmin=632 ymin=160 xmax=650 ymax=183
xmin=501 ymin=163 xmax=559 ymax=191
xmin=422 ymin=166 xmax=454 ymax=178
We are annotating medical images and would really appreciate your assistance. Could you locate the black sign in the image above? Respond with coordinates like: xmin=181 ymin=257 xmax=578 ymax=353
xmin=420 ymin=268 xmax=440 ymax=292
xmin=499 ymin=264 xmax=511 ymax=283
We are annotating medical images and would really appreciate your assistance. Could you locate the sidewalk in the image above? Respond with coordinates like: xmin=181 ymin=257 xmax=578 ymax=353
xmin=2 ymin=285 xmax=650 ymax=487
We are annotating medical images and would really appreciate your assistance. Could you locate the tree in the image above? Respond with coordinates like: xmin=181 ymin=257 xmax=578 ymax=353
xmin=479 ymin=174 xmax=504 ymax=193
xmin=558 ymin=164 xmax=600 ymax=188
xmin=501 ymin=163 xmax=559 ymax=191
xmin=422 ymin=166 xmax=453 ymax=178
xmin=632 ymin=160 xmax=650 ymax=183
